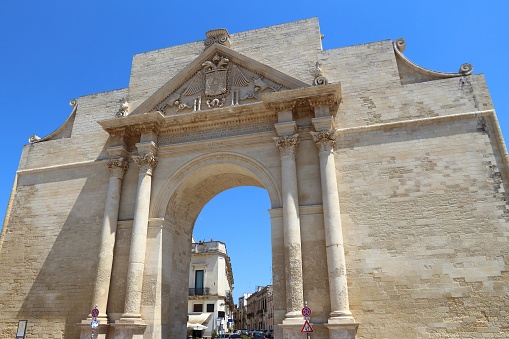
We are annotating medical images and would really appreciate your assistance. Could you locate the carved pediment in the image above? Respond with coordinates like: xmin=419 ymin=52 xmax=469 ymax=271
xmin=129 ymin=43 xmax=309 ymax=116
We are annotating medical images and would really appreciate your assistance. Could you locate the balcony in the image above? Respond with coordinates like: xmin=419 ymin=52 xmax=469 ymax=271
xmin=192 ymin=241 xmax=227 ymax=254
xmin=225 ymin=290 xmax=234 ymax=307
xmin=189 ymin=287 xmax=210 ymax=296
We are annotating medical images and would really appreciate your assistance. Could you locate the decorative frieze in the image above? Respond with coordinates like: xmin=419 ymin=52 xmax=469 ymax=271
xmin=273 ymin=134 xmax=299 ymax=157
xmin=131 ymin=123 xmax=160 ymax=136
xmin=265 ymin=100 xmax=296 ymax=114
xmin=307 ymin=94 xmax=339 ymax=114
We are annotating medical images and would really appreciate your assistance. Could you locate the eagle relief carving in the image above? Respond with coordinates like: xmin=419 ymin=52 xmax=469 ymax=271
xmin=156 ymin=53 xmax=284 ymax=114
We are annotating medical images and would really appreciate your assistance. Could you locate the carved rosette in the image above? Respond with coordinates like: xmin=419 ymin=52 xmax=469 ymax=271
xmin=107 ymin=157 xmax=129 ymax=179
xmin=273 ymin=134 xmax=299 ymax=158
xmin=311 ymin=130 xmax=337 ymax=153
xmin=134 ymin=152 xmax=158 ymax=175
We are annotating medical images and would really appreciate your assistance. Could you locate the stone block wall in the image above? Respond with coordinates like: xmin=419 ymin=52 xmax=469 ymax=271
xmin=338 ymin=118 xmax=509 ymax=338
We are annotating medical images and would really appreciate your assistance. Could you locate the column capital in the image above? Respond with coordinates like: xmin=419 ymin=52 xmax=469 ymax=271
xmin=107 ymin=157 xmax=129 ymax=179
xmin=310 ymin=129 xmax=337 ymax=153
xmin=273 ymin=134 xmax=299 ymax=158
xmin=134 ymin=152 xmax=158 ymax=175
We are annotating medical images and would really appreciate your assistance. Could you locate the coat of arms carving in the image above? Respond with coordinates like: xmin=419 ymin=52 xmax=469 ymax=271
xmin=156 ymin=53 xmax=285 ymax=114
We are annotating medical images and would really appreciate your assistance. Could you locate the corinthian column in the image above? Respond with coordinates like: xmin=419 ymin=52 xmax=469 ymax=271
xmin=121 ymin=150 xmax=158 ymax=322
xmin=310 ymin=130 xmax=353 ymax=319
xmin=91 ymin=157 xmax=129 ymax=322
xmin=273 ymin=134 xmax=304 ymax=320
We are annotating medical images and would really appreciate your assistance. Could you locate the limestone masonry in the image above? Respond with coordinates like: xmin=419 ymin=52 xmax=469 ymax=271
xmin=0 ymin=18 xmax=507 ymax=338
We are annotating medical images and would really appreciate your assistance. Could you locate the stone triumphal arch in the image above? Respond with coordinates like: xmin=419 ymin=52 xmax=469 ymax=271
xmin=88 ymin=36 xmax=354 ymax=338
xmin=2 ymin=18 xmax=509 ymax=339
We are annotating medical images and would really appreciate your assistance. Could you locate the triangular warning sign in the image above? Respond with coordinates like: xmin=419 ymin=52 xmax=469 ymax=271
xmin=301 ymin=319 xmax=314 ymax=333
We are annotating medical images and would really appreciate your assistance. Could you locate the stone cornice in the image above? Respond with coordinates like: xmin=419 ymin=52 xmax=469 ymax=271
xmin=98 ymin=111 xmax=166 ymax=137
xmin=263 ymin=83 xmax=341 ymax=115
xmin=98 ymin=85 xmax=341 ymax=138
xmin=99 ymin=102 xmax=274 ymax=137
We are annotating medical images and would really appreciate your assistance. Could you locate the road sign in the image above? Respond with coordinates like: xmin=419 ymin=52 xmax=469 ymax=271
xmin=302 ymin=306 xmax=312 ymax=318
xmin=91 ymin=308 xmax=99 ymax=318
xmin=90 ymin=319 xmax=99 ymax=329
xmin=301 ymin=319 xmax=314 ymax=333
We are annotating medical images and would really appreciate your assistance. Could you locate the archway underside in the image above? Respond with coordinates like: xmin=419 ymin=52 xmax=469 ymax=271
xmin=164 ymin=164 xmax=265 ymax=230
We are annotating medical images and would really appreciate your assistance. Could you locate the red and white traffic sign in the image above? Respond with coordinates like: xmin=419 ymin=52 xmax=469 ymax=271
xmin=302 ymin=306 xmax=312 ymax=318
xmin=91 ymin=307 xmax=99 ymax=318
xmin=301 ymin=319 xmax=314 ymax=333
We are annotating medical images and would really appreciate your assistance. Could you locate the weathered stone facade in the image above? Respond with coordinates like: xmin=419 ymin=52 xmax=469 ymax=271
xmin=0 ymin=18 xmax=507 ymax=338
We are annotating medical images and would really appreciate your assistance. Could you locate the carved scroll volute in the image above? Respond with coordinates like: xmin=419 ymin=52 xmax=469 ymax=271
xmin=134 ymin=152 xmax=158 ymax=176
xmin=310 ymin=130 xmax=337 ymax=153
xmin=273 ymin=134 xmax=300 ymax=158
xmin=312 ymin=62 xmax=328 ymax=86
xmin=204 ymin=28 xmax=231 ymax=48
xmin=107 ymin=157 xmax=129 ymax=179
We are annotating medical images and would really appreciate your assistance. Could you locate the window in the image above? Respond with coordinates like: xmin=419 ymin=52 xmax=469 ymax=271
xmin=195 ymin=270 xmax=204 ymax=295
xmin=193 ymin=304 xmax=203 ymax=312
xmin=207 ymin=303 xmax=214 ymax=312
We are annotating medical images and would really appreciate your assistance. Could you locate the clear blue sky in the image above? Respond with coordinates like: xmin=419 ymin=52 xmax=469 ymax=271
xmin=1 ymin=1 xmax=508 ymax=301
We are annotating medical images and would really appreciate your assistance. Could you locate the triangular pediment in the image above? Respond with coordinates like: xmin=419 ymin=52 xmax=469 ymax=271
xmin=130 ymin=43 xmax=310 ymax=116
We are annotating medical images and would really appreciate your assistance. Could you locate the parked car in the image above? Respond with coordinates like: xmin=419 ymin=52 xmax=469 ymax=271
xmin=216 ymin=334 xmax=241 ymax=338
xmin=251 ymin=331 xmax=265 ymax=338
xmin=238 ymin=329 xmax=249 ymax=336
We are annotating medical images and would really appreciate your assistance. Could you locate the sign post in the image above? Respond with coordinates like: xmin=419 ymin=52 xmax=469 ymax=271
xmin=90 ymin=305 xmax=99 ymax=339
xmin=301 ymin=302 xmax=314 ymax=337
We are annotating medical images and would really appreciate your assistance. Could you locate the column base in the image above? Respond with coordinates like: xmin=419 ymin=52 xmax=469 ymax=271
xmin=325 ymin=317 xmax=359 ymax=339
xmin=282 ymin=310 xmax=304 ymax=325
xmin=330 ymin=310 xmax=353 ymax=318
xmin=115 ymin=315 xmax=146 ymax=326
xmin=111 ymin=318 xmax=147 ymax=339
xmin=279 ymin=322 xmax=305 ymax=339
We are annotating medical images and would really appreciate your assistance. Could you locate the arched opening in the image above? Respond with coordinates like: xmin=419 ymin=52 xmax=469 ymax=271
xmin=150 ymin=153 xmax=281 ymax=338
xmin=192 ymin=186 xmax=272 ymax=336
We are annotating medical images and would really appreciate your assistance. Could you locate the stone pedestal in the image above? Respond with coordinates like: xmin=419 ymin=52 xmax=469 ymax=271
xmin=279 ymin=322 xmax=305 ymax=339
xmin=79 ymin=320 xmax=109 ymax=339
xmin=325 ymin=318 xmax=359 ymax=339
xmin=111 ymin=320 xmax=147 ymax=339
